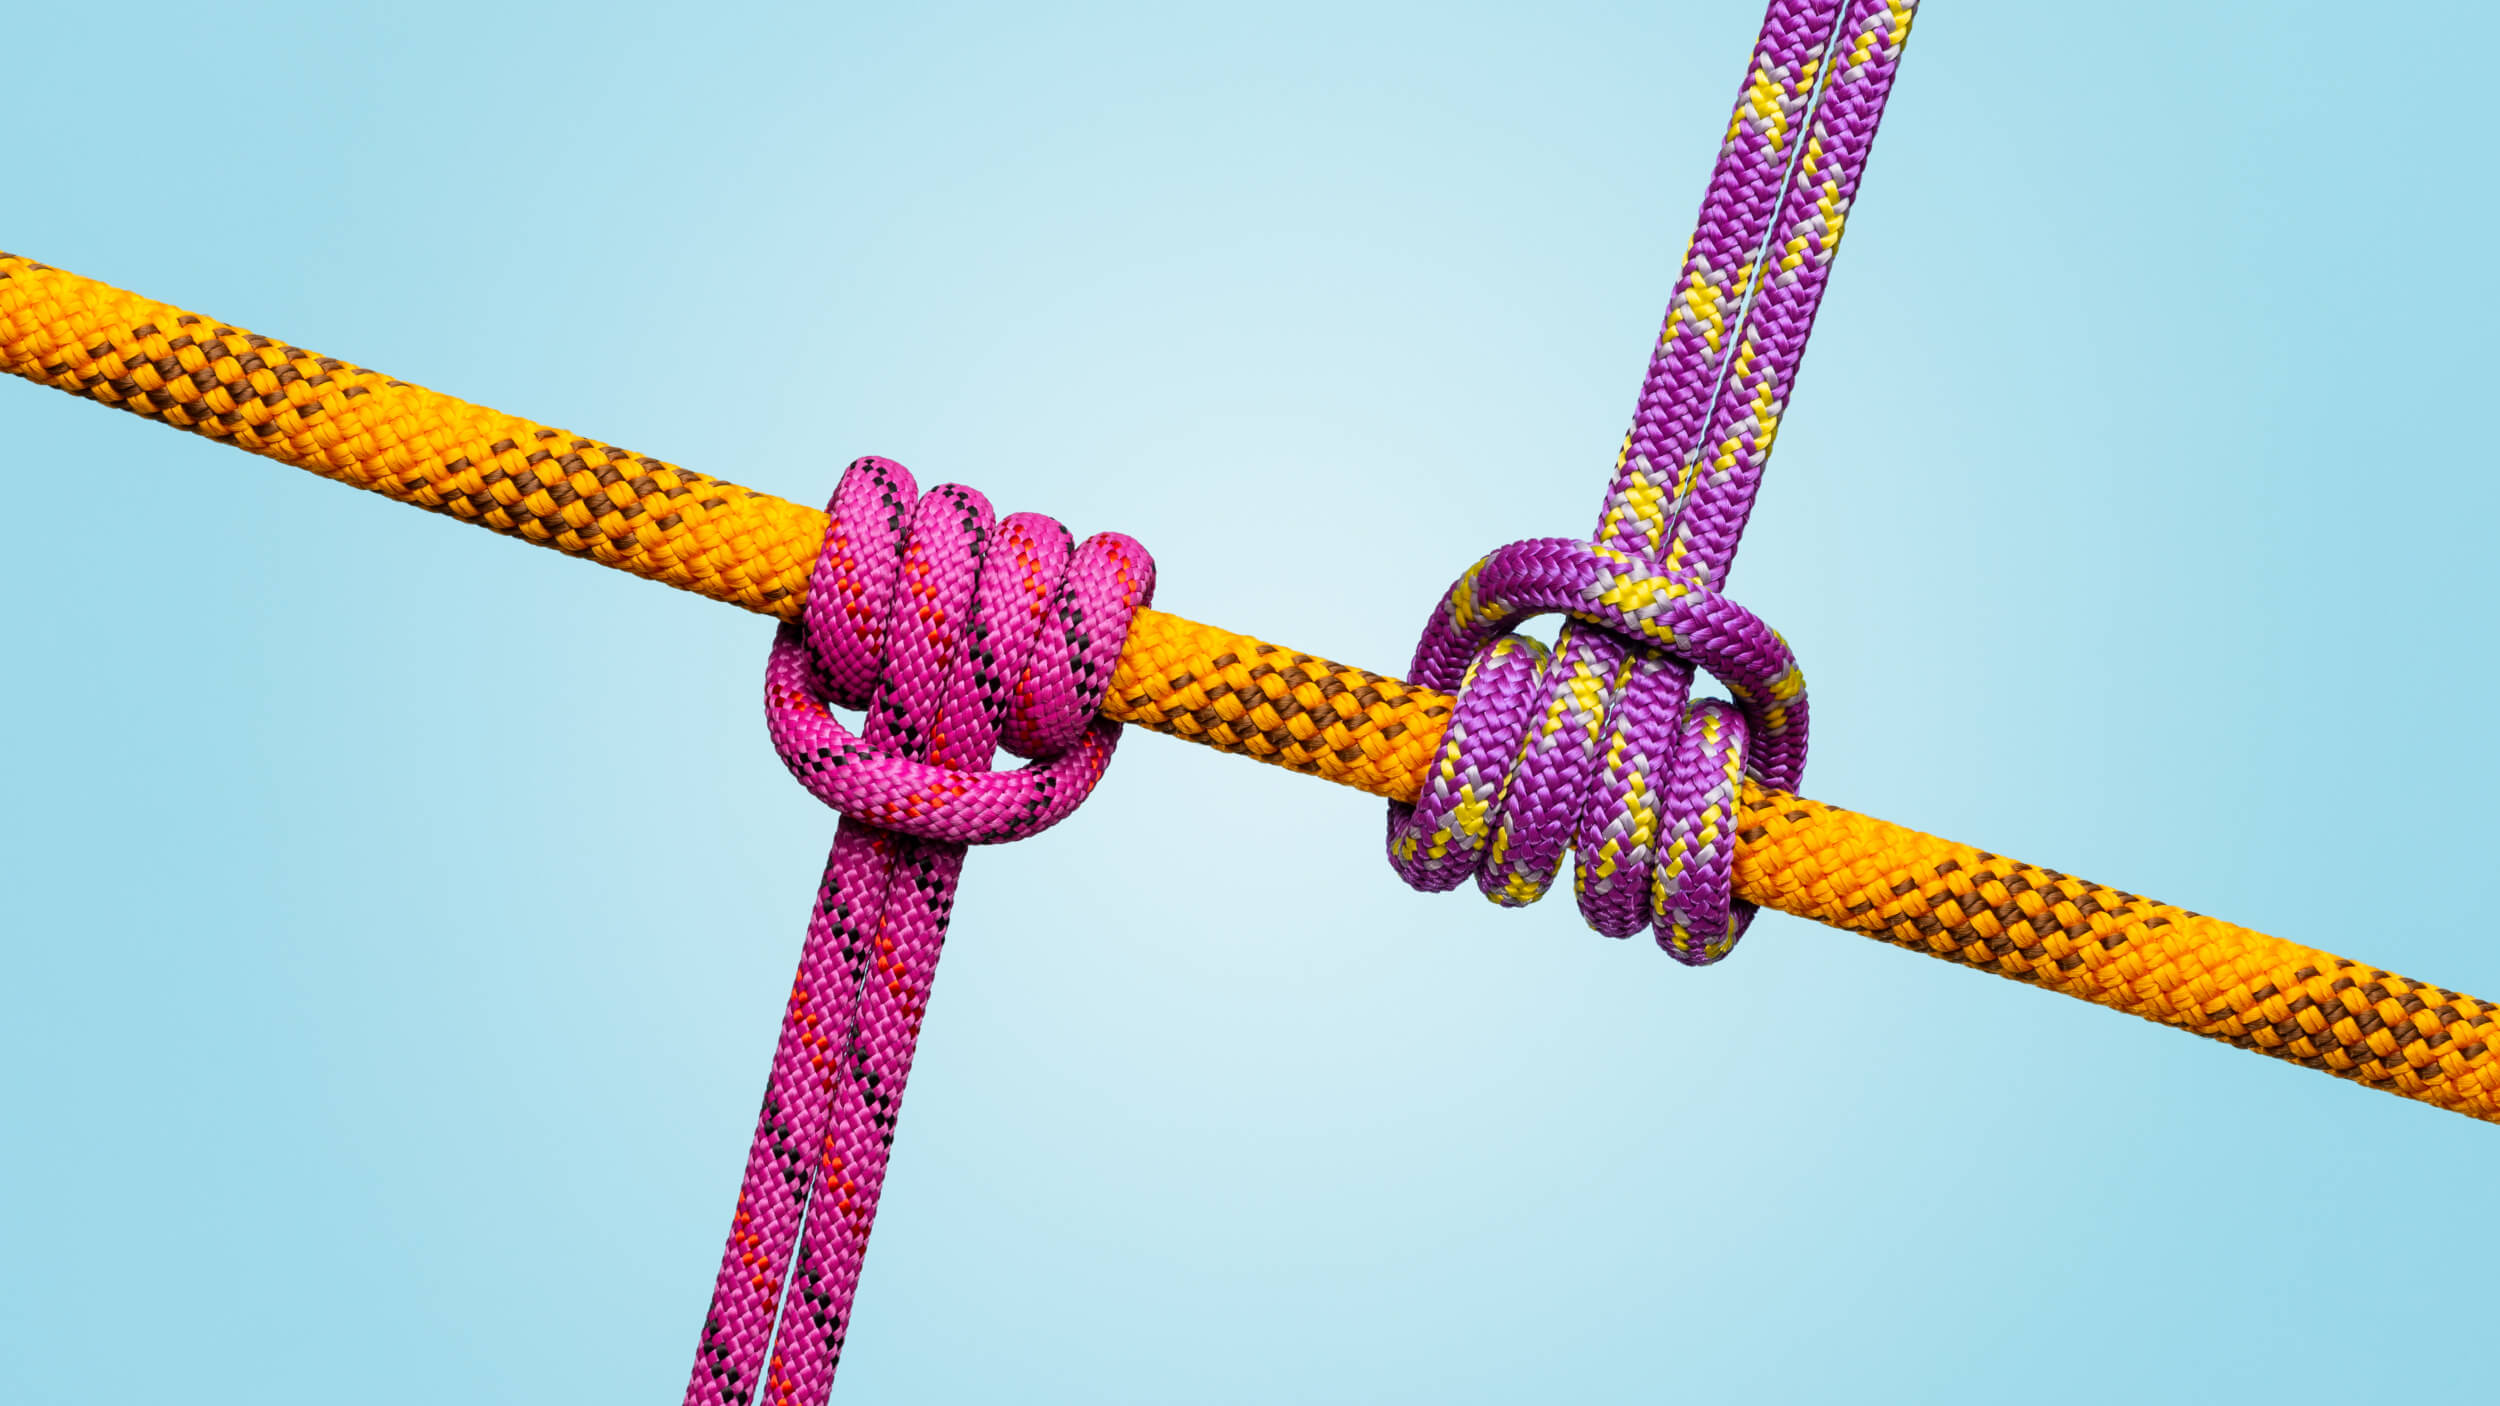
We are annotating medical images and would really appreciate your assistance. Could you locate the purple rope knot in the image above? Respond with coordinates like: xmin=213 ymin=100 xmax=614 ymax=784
xmin=690 ymin=456 xmax=1152 ymax=1406
xmin=1387 ymin=538 xmax=1807 ymax=963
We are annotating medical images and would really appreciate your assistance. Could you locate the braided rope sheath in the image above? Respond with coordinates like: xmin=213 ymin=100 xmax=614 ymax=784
xmin=6 ymin=252 xmax=2497 ymax=1124
xmin=0 ymin=253 xmax=827 ymax=613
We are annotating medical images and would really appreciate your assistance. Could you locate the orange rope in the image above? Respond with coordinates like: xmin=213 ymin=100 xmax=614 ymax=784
xmin=6 ymin=250 xmax=2493 ymax=1123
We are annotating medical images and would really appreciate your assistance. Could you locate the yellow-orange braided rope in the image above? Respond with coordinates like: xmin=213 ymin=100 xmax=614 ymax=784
xmin=7 ymin=251 xmax=2494 ymax=1124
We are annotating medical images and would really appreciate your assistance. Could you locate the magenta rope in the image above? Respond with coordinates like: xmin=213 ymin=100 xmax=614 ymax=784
xmin=684 ymin=458 xmax=1153 ymax=1405
xmin=1390 ymin=0 xmax=1916 ymax=960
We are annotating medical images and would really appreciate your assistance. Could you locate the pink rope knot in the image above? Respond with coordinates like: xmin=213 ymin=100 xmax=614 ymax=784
xmin=689 ymin=456 xmax=1152 ymax=1406
xmin=765 ymin=455 xmax=1157 ymax=842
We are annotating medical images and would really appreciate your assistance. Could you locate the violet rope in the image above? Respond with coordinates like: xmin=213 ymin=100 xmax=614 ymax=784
xmin=1390 ymin=0 xmax=1915 ymax=960
xmin=685 ymin=458 xmax=1153 ymax=1405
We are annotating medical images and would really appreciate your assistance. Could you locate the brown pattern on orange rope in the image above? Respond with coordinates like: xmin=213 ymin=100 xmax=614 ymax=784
xmin=1732 ymin=792 xmax=2500 ymax=1118
xmin=6 ymin=251 xmax=2494 ymax=1124
xmin=0 ymin=252 xmax=822 ymax=615
xmin=1103 ymin=616 xmax=1450 ymax=801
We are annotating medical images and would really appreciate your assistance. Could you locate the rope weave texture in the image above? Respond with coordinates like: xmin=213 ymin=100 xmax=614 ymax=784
xmin=0 ymin=254 xmax=825 ymax=613
xmin=694 ymin=458 xmax=1152 ymax=1403
xmin=6 ymin=249 xmax=2496 ymax=1125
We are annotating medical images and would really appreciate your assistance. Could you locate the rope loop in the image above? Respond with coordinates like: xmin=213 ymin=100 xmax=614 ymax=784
xmin=764 ymin=456 xmax=1156 ymax=843
xmin=1388 ymin=539 xmax=1807 ymax=963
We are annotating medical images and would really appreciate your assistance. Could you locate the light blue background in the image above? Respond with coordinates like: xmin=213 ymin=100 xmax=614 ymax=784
xmin=7 ymin=3 xmax=2495 ymax=1401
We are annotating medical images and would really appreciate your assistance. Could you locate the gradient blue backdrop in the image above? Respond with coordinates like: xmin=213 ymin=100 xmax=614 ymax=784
xmin=7 ymin=3 xmax=2495 ymax=1401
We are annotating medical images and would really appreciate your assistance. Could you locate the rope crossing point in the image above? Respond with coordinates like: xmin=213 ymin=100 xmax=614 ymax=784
xmin=5 ymin=0 xmax=2500 ymax=1396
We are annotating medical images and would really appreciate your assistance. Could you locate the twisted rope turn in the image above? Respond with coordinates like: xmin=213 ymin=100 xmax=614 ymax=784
xmin=686 ymin=458 xmax=1152 ymax=1405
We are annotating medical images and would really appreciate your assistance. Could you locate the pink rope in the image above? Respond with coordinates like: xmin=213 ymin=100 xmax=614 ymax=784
xmin=684 ymin=457 xmax=1154 ymax=1405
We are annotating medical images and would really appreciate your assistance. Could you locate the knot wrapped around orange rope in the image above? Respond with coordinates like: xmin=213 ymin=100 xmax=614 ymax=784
xmin=763 ymin=456 xmax=1156 ymax=843
xmin=1389 ymin=539 xmax=1803 ymax=960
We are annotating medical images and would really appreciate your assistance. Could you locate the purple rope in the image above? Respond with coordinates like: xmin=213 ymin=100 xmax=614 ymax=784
xmin=685 ymin=458 xmax=1153 ymax=1405
xmin=1391 ymin=0 xmax=1916 ymax=960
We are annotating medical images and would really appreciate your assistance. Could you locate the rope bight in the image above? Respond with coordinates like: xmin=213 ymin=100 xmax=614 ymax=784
xmin=5 ymin=0 xmax=2500 ymax=1399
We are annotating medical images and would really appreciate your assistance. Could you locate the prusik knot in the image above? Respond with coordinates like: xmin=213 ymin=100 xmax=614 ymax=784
xmin=764 ymin=456 xmax=1157 ymax=842
xmin=1377 ymin=0 xmax=1883 ymax=960
xmin=690 ymin=456 xmax=1151 ymax=1406
xmin=1388 ymin=538 xmax=1807 ymax=962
